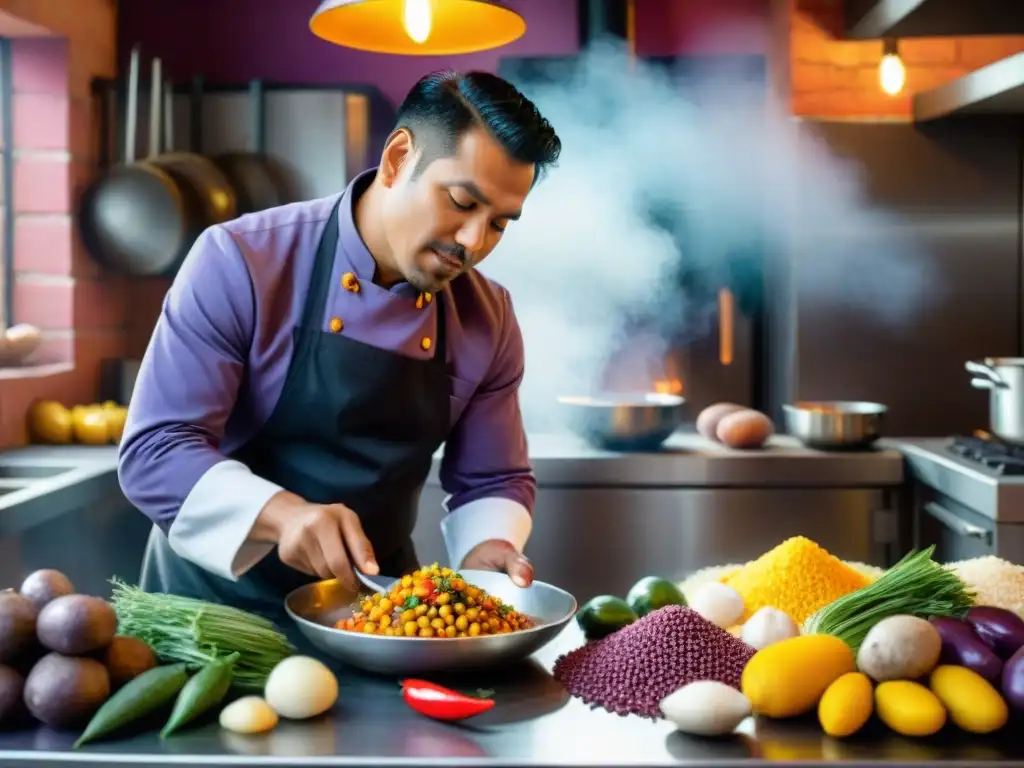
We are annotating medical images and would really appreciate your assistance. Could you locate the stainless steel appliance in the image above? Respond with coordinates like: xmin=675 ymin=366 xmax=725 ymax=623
xmin=413 ymin=433 xmax=907 ymax=602
xmin=966 ymin=359 xmax=1024 ymax=444
xmin=901 ymin=437 xmax=1024 ymax=564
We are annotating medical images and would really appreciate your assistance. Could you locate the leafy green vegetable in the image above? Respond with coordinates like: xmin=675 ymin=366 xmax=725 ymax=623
xmin=802 ymin=546 xmax=976 ymax=653
xmin=109 ymin=579 xmax=294 ymax=690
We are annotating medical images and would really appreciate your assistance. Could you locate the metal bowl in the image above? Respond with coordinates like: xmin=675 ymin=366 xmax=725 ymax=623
xmin=783 ymin=400 xmax=888 ymax=450
xmin=558 ymin=392 xmax=687 ymax=451
xmin=284 ymin=570 xmax=578 ymax=676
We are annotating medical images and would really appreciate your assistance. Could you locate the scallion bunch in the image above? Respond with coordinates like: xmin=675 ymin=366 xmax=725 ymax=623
xmin=802 ymin=546 xmax=976 ymax=653
xmin=109 ymin=578 xmax=295 ymax=689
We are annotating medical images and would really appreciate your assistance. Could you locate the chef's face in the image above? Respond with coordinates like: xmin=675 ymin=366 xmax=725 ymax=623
xmin=378 ymin=126 xmax=536 ymax=293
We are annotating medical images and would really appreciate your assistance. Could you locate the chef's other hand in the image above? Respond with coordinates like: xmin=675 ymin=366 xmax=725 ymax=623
xmin=460 ymin=539 xmax=533 ymax=588
xmin=256 ymin=491 xmax=377 ymax=592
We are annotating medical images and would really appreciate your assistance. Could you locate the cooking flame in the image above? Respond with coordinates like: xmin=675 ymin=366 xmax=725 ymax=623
xmin=653 ymin=378 xmax=683 ymax=395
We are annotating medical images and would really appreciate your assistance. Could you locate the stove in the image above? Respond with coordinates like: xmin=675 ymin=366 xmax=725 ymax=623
xmin=948 ymin=432 xmax=1024 ymax=476
xmin=894 ymin=436 xmax=1024 ymax=565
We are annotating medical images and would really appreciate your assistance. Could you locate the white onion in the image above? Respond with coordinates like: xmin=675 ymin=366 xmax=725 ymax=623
xmin=264 ymin=656 xmax=339 ymax=719
xmin=660 ymin=680 xmax=751 ymax=736
xmin=689 ymin=582 xmax=745 ymax=629
xmin=741 ymin=606 xmax=800 ymax=650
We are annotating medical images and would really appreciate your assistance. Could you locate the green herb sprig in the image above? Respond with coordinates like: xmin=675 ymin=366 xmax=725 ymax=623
xmin=802 ymin=546 xmax=976 ymax=653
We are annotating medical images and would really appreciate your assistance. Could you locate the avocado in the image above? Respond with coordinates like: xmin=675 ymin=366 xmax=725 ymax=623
xmin=625 ymin=576 xmax=687 ymax=617
xmin=576 ymin=595 xmax=638 ymax=640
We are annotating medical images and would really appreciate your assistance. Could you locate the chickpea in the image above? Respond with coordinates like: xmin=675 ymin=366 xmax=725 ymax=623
xmin=444 ymin=614 xmax=455 ymax=626
xmin=438 ymin=605 xmax=452 ymax=618
xmin=401 ymin=575 xmax=413 ymax=588
xmin=454 ymin=602 xmax=466 ymax=615
xmin=436 ymin=592 xmax=451 ymax=606
xmin=384 ymin=627 xmax=395 ymax=636
xmin=427 ymin=607 xmax=438 ymax=619
xmin=362 ymin=623 xmax=377 ymax=634
xmin=457 ymin=631 xmax=467 ymax=638
xmin=414 ymin=604 xmax=428 ymax=616
xmin=418 ymin=627 xmax=435 ymax=637
xmin=404 ymin=621 xmax=418 ymax=636
xmin=445 ymin=625 xmax=457 ymax=638
xmin=380 ymin=598 xmax=393 ymax=613
xmin=489 ymin=618 xmax=500 ymax=631
xmin=368 ymin=607 xmax=382 ymax=621
xmin=430 ymin=617 xmax=446 ymax=631
xmin=413 ymin=586 xmax=430 ymax=598
xmin=360 ymin=600 xmax=372 ymax=613
xmin=379 ymin=618 xmax=391 ymax=631
xmin=502 ymin=621 xmax=511 ymax=632
xmin=417 ymin=615 xmax=430 ymax=629
xmin=400 ymin=609 xmax=416 ymax=623
xmin=466 ymin=597 xmax=476 ymax=607
xmin=466 ymin=608 xmax=479 ymax=621
xmin=455 ymin=615 xmax=469 ymax=631
xmin=450 ymin=578 xmax=466 ymax=591
xmin=441 ymin=566 xmax=453 ymax=577
xmin=468 ymin=622 xmax=481 ymax=637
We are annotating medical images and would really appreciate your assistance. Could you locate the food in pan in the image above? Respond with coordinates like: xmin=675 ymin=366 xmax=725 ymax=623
xmin=335 ymin=563 xmax=534 ymax=638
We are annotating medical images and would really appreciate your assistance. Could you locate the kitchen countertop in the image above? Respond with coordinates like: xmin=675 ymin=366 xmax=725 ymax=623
xmin=0 ymin=624 xmax=1018 ymax=767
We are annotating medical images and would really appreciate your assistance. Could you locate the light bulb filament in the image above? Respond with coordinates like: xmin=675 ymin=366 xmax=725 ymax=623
xmin=403 ymin=0 xmax=432 ymax=45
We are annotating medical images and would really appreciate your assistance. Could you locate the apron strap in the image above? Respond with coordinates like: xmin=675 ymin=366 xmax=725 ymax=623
xmin=299 ymin=196 xmax=342 ymax=331
xmin=433 ymin=290 xmax=447 ymax=371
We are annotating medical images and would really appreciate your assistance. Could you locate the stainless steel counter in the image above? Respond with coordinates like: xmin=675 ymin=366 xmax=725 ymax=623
xmin=0 ymin=624 xmax=1018 ymax=767
xmin=429 ymin=431 xmax=906 ymax=487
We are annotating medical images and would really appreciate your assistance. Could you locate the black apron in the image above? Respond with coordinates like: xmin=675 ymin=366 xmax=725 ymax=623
xmin=138 ymin=197 xmax=450 ymax=629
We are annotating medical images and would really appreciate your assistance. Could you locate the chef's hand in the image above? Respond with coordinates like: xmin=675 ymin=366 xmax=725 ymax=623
xmin=460 ymin=539 xmax=533 ymax=588
xmin=253 ymin=491 xmax=378 ymax=591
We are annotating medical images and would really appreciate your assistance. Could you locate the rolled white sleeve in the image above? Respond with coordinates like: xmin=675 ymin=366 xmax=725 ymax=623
xmin=168 ymin=460 xmax=284 ymax=581
xmin=440 ymin=496 xmax=533 ymax=570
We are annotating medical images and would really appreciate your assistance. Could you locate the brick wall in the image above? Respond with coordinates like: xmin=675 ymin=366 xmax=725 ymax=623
xmin=0 ymin=0 xmax=163 ymax=447
xmin=786 ymin=0 xmax=1024 ymax=118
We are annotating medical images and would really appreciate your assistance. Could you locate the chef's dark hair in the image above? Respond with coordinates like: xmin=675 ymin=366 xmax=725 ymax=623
xmin=394 ymin=70 xmax=561 ymax=183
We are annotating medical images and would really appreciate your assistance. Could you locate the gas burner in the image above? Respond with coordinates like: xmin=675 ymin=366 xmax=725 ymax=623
xmin=948 ymin=432 xmax=1024 ymax=476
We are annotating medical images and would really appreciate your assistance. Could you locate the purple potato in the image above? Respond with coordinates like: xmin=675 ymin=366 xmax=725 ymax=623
xmin=966 ymin=606 xmax=1024 ymax=660
xmin=1002 ymin=645 xmax=1024 ymax=713
xmin=931 ymin=616 xmax=1004 ymax=682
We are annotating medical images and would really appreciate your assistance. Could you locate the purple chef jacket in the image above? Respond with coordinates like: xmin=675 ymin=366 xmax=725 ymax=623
xmin=117 ymin=169 xmax=536 ymax=582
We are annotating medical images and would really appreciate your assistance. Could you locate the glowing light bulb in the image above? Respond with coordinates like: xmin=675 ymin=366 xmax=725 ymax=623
xmin=879 ymin=52 xmax=906 ymax=95
xmin=402 ymin=0 xmax=432 ymax=45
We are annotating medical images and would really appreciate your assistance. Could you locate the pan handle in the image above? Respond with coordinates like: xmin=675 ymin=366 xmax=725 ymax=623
xmin=147 ymin=58 xmax=162 ymax=158
xmin=124 ymin=46 xmax=140 ymax=163
xmin=970 ymin=377 xmax=1006 ymax=390
xmin=966 ymin=360 xmax=1004 ymax=385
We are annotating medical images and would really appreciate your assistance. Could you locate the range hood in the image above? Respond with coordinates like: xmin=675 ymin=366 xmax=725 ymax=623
xmin=844 ymin=0 xmax=1024 ymax=39
xmin=912 ymin=52 xmax=1024 ymax=122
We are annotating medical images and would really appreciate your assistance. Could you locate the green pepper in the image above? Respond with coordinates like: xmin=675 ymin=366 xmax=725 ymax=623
xmin=160 ymin=652 xmax=239 ymax=738
xmin=74 ymin=663 xmax=190 ymax=748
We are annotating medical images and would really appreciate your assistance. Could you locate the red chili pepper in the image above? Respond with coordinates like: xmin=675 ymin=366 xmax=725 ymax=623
xmin=400 ymin=679 xmax=495 ymax=721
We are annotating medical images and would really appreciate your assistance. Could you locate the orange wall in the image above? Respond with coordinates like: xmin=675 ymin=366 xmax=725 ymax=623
xmin=786 ymin=0 xmax=1024 ymax=117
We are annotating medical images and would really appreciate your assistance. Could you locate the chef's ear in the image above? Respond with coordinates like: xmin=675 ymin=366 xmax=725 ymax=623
xmin=379 ymin=128 xmax=416 ymax=188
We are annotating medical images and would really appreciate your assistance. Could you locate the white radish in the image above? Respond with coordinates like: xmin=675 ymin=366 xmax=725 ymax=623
xmin=689 ymin=582 xmax=745 ymax=629
xmin=741 ymin=606 xmax=800 ymax=650
xmin=264 ymin=656 xmax=339 ymax=719
xmin=219 ymin=696 xmax=279 ymax=734
xmin=660 ymin=680 xmax=751 ymax=736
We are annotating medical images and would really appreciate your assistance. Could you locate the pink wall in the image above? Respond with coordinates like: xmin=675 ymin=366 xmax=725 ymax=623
xmin=117 ymin=0 xmax=770 ymax=106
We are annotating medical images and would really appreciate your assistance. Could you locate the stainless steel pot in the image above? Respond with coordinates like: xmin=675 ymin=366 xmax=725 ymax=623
xmin=782 ymin=401 xmax=887 ymax=450
xmin=966 ymin=358 xmax=1024 ymax=444
xmin=557 ymin=393 xmax=687 ymax=451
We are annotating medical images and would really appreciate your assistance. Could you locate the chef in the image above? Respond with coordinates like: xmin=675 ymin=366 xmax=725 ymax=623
xmin=117 ymin=70 xmax=562 ymax=623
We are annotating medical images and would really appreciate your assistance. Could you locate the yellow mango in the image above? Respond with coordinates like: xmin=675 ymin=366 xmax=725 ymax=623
xmin=875 ymin=680 xmax=946 ymax=737
xmin=818 ymin=672 xmax=873 ymax=737
xmin=929 ymin=665 xmax=1008 ymax=735
xmin=741 ymin=634 xmax=855 ymax=718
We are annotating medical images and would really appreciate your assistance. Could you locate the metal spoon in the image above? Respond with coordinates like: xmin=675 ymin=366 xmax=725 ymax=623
xmin=354 ymin=568 xmax=400 ymax=595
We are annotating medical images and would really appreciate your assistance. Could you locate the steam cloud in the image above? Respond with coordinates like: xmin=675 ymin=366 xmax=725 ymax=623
xmin=477 ymin=35 xmax=939 ymax=433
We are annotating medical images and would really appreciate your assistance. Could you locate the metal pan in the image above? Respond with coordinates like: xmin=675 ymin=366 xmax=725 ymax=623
xmin=190 ymin=77 xmax=294 ymax=214
xmin=557 ymin=392 xmax=687 ymax=451
xmin=284 ymin=570 xmax=577 ymax=675
xmin=783 ymin=400 xmax=887 ymax=450
xmin=78 ymin=48 xmax=237 ymax=277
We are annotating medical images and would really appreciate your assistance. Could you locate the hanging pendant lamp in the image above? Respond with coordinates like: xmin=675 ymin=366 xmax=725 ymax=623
xmin=310 ymin=0 xmax=527 ymax=56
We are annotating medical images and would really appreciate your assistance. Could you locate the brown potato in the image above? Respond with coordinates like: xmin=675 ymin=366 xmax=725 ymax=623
xmin=101 ymin=636 xmax=156 ymax=688
xmin=716 ymin=409 xmax=774 ymax=449
xmin=695 ymin=403 xmax=745 ymax=439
